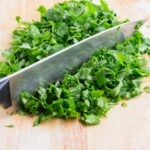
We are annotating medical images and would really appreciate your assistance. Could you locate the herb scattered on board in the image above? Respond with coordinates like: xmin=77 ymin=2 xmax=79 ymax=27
xmin=121 ymin=102 xmax=127 ymax=107
xmin=5 ymin=124 xmax=14 ymax=128
xmin=0 ymin=0 xmax=124 ymax=77
xmin=19 ymin=30 xmax=150 ymax=126
xmin=144 ymin=86 xmax=150 ymax=93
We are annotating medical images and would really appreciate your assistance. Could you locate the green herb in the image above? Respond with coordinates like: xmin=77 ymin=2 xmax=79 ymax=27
xmin=144 ymin=86 xmax=150 ymax=93
xmin=1 ymin=0 xmax=150 ymax=126
xmin=5 ymin=124 xmax=14 ymax=128
xmin=19 ymin=30 xmax=150 ymax=126
xmin=0 ymin=0 xmax=123 ymax=77
xmin=121 ymin=102 xmax=127 ymax=107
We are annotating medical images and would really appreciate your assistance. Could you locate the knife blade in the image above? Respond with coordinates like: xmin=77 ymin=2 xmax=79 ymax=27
xmin=0 ymin=19 xmax=145 ymax=108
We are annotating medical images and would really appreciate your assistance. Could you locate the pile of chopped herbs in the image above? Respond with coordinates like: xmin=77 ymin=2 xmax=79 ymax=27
xmin=19 ymin=30 xmax=150 ymax=126
xmin=0 ymin=0 xmax=124 ymax=77
xmin=0 ymin=0 xmax=150 ymax=126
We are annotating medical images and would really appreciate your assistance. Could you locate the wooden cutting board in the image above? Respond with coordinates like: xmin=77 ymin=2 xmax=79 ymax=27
xmin=0 ymin=0 xmax=150 ymax=150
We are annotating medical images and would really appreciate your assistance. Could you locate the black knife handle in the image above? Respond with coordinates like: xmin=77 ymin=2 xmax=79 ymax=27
xmin=0 ymin=79 xmax=12 ymax=108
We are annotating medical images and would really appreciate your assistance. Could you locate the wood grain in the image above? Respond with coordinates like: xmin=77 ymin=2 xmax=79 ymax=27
xmin=0 ymin=1 xmax=150 ymax=150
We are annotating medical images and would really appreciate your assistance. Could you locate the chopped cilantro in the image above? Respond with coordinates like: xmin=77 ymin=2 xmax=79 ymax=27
xmin=0 ymin=0 xmax=150 ymax=126
xmin=0 ymin=0 xmax=123 ymax=77
xmin=19 ymin=30 xmax=150 ymax=125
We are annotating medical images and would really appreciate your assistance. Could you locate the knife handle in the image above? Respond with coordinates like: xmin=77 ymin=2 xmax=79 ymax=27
xmin=0 ymin=79 xmax=12 ymax=108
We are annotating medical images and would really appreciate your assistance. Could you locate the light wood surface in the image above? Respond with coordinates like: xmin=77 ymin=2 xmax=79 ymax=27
xmin=0 ymin=1 xmax=150 ymax=150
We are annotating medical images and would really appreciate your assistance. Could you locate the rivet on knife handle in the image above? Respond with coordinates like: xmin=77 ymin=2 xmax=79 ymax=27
xmin=0 ymin=79 xmax=12 ymax=108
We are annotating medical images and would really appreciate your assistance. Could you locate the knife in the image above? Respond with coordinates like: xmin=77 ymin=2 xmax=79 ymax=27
xmin=0 ymin=19 xmax=145 ymax=108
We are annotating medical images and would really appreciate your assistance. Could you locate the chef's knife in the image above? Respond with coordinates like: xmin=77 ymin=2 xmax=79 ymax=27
xmin=0 ymin=19 xmax=145 ymax=108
